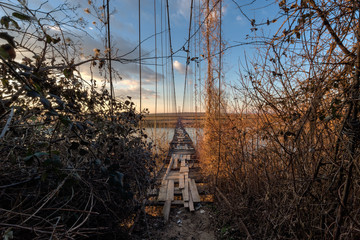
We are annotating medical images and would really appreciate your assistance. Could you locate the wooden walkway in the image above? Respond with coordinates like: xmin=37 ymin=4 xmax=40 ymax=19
xmin=152 ymin=120 xmax=204 ymax=222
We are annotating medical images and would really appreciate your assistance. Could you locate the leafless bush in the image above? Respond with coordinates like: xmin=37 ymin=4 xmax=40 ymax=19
xmin=0 ymin=1 xmax=155 ymax=239
xmin=201 ymin=0 xmax=360 ymax=239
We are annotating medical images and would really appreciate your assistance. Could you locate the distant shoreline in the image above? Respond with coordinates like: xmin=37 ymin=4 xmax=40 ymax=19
xmin=143 ymin=112 xmax=205 ymax=128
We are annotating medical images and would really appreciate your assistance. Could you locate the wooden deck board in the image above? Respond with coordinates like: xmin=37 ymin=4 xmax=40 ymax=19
xmin=157 ymin=122 xmax=206 ymax=218
xmin=183 ymin=177 xmax=189 ymax=201
xmin=168 ymin=172 xmax=180 ymax=177
xmin=158 ymin=180 xmax=168 ymax=201
xmin=181 ymin=158 xmax=186 ymax=167
xmin=163 ymin=200 xmax=172 ymax=222
xmin=180 ymin=166 xmax=189 ymax=173
xmin=189 ymin=179 xmax=201 ymax=202
xmin=173 ymin=156 xmax=178 ymax=169
xmin=189 ymin=190 xmax=195 ymax=211
xmin=184 ymin=199 xmax=189 ymax=208
xmin=166 ymin=180 xmax=174 ymax=201
xmin=166 ymin=176 xmax=180 ymax=181
xmin=179 ymin=173 xmax=185 ymax=189
xmin=162 ymin=156 xmax=175 ymax=181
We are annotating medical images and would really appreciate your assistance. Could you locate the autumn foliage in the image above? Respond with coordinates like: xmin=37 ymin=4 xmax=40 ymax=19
xmin=200 ymin=0 xmax=360 ymax=239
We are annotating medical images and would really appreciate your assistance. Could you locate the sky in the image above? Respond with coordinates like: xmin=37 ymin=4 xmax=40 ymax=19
xmin=2 ymin=0 xmax=282 ymax=113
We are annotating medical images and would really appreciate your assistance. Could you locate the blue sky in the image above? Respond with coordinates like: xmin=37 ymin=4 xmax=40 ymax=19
xmin=2 ymin=0 xmax=282 ymax=113
xmin=117 ymin=0 xmax=281 ymax=113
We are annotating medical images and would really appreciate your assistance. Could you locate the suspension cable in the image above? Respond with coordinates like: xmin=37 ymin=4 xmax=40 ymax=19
xmin=164 ymin=2 xmax=169 ymax=115
xmin=166 ymin=0 xmax=177 ymax=113
xmin=182 ymin=0 xmax=194 ymax=113
xmin=164 ymin=0 xmax=169 ymax=115
xmin=194 ymin=0 xmax=197 ymax=135
xmin=106 ymin=0 xmax=114 ymax=116
xmin=161 ymin=0 xmax=165 ymax=116
xmin=198 ymin=0 xmax=202 ymax=115
xmin=138 ymin=0 xmax=142 ymax=112
xmin=154 ymin=0 xmax=157 ymax=140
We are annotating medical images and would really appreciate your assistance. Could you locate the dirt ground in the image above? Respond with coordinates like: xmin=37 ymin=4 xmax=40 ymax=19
xmin=133 ymin=204 xmax=217 ymax=240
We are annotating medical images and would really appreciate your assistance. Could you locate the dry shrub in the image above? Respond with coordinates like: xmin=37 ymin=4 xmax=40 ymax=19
xmin=200 ymin=1 xmax=360 ymax=239
xmin=0 ymin=86 xmax=155 ymax=239
xmin=0 ymin=2 xmax=155 ymax=239
xmin=203 ymin=112 xmax=360 ymax=239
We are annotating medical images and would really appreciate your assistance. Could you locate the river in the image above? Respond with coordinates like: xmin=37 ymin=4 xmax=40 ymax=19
xmin=144 ymin=127 xmax=203 ymax=146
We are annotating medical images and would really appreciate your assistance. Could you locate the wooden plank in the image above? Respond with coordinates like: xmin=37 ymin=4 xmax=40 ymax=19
xmin=168 ymin=171 xmax=180 ymax=177
xmin=166 ymin=180 xmax=174 ymax=201
xmin=179 ymin=173 xmax=185 ymax=189
xmin=147 ymin=199 xmax=214 ymax=206
xmin=166 ymin=176 xmax=181 ymax=181
xmin=162 ymin=156 xmax=175 ymax=181
xmin=158 ymin=180 xmax=168 ymax=201
xmin=182 ymin=188 xmax=189 ymax=208
xmin=184 ymin=200 xmax=189 ymax=208
xmin=171 ymin=150 xmax=195 ymax=155
xmin=178 ymin=155 xmax=182 ymax=165
xmin=189 ymin=191 xmax=195 ymax=211
xmin=183 ymin=178 xmax=189 ymax=201
xmin=163 ymin=200 xmax=172 ymax=222
xmin=173 ymin=155 xmax=178 ymax=169
xmin=181 ymin=157 xmax=186 ymax=167
xmin=180 ymin=166 xmax=189 ymax=173
xmin=189 ymin=179 xmax=201 ymax=202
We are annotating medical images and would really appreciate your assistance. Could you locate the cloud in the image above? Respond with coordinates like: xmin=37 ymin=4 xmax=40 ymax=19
xmin=173 ymin=60 xmax=186 ymax=74
xmin=236 ymin=15 xmax=246 ymax=25
xmin=173 ymin=60 xmax=193 ymax=75
xmin=173 ymin=0 xmax=192 ymax=20
xmin=69 ymin=24 xmax=164 ymax=92
xmin=114 ymin=86 xmax=156 ymax=100
xmin=222 ymin=5 xmax=227 ymax=15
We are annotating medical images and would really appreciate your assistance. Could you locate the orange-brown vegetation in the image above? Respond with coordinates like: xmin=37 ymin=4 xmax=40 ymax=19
xmin=199 ymin=0 xmax=360 ymax=239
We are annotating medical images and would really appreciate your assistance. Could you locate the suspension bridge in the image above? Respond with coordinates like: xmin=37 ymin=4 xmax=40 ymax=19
xmin=136 ymin=0 xmax=223 ymax=223
xmin=146 ymin=119 xmax=211 ymax=222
